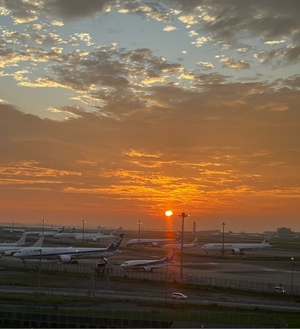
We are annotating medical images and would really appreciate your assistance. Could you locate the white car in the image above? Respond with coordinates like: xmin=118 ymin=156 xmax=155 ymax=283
xmin=172 ymin=292 xmax=187 ymax=300
xmin=274 ymin=286 xmax=286 ymax=294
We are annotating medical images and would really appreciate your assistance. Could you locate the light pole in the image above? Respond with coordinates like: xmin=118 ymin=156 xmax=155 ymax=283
xmin=165 ymin=211 xmax=189 ymax=281
xmin=82 ymin=220 xmax=86 ymax=243
xmin=179 ymin=212 xmax=189 ymax=281
xmin=291 ymin=257 xmax=294 ymax=301
xmin=42 ymin=219 xmax=45 ymax=236
xmin=164 ymin=262 xmax=169 ymax=302
xmin=137 ymin=221 xmax=142 ymax=247
xmin=12 ymin=219 xmax=15 ymax=235
xmin=38 ymin=248 xmax=42 ymax=290
xmin=222 ymin=222 xmax=226 ymax=256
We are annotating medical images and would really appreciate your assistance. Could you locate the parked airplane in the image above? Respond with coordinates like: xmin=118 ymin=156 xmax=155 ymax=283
xmin=0 ymin=233 xmax=27 ymax=247
xmin=74 ymin=229 xmax=116 ymax=241
xmin=120 ymin=248 xmax=176 ymax=271
xmin=13 ymin=233 xmax=124 ymax=264
xmin=126 ymin=233 xmax=181 ymax=247
xmin=2 ymin=236 xmax=44 ymax=256
xmin=52 ymin=227 xmax=76 ymax=239
xmin=162 ymin=237 xmax=198 ymax=250
xmin=98 ymin=226 xmax=123 ymax=234
xmin=41 ymin=226 xmax=65 ymax=237
xmin=201 ymin=238 xmax=271 ymax=255
xmin=25 ymin=226 xmax=65 ymax=237
xmin=0 ymin=227 xmax=25 ymax=233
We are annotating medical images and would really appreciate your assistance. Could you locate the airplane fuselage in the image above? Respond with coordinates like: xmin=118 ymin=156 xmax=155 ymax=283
xmin=120 ymin=248 xmax=176 ymax=271
xmin=14 ymin=247 xmax=121 ymax=260
xmin=53 ymin=233 xmax=77 ymax=239
xmin=121 ymin=259 xmax=168 ymax=270
xmin=126 ymin=238 xmax=178 ymax=247
xmin=201 ymin=240 xmax=270 ymax=254
xmin=13 ymin=233 xmax=124 ymax=263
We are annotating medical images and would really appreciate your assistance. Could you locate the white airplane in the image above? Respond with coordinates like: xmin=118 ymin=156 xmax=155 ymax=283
xmin=126 ymin=232 xmax=181 ymax=247
xmin=162 ymin=237 xmax=198 ymax=250
xmin=0 ymin=233 xmax=27 ymax=247
xmin=24 ymin=226 xmax=65 ymax=237
xmin=98 ymin=226 xmax=123 ymax=234
xmin=13 ymin=233 xmax=124 ymax=264
xmin=73 ymin=229 xmax=116 ymax=241
xmin=201 ymin=238 xmax=271 ymax=255
xmin=0 ymin=227 xmax=25 ymax=233
xmin=41 ymin=226 xmax=65 ymax=237
xmin=2 ymin=236 xmax=44 ymax=256
xmin=120 ymin=248 xmax=176 ymax=271
xmin=52 ymin=227 xmax=77 ymax=239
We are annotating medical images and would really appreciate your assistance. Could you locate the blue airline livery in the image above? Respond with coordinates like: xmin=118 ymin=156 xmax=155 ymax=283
xmin=13 ymin=233 xmax=124 ymax=263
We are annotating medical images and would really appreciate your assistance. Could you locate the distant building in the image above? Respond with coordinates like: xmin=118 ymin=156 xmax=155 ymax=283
xmin=192 ymin=222 xmax=196 ymax=234
xmin=276 ymin=227 xmax=293 ymax=236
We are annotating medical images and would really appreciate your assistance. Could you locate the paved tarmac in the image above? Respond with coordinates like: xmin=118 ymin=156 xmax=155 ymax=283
xmin=1 ymin=230 xmax=299 ymax=292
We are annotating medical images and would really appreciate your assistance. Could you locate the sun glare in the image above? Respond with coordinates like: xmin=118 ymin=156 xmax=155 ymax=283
xmin=165 ymin=210 xmax=173 ymax=217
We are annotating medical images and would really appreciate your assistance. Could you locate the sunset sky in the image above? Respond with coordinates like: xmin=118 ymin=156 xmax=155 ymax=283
xmin=1 ymin=0 xmax=300 ymax=233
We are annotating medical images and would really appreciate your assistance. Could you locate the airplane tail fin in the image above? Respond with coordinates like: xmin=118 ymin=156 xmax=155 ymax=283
xmin=15 ymin=233 xmax=27 ymax=246
xmin=193 ymin=237 xmax=198 ymax=245
xmin=106 ymin=233 xmax=124 ymax=251
xmin=32 ymin=236 xmax=44 ymax=247
xmin=96 ymin=228 xmax=104 ymax=235
xmin=59 ymin=226 xmax=65 ymax=233
xmin=262 ymin=234 xmax=272 ymax=245
xmin=164 ymin=248 xmax=176 ymax=262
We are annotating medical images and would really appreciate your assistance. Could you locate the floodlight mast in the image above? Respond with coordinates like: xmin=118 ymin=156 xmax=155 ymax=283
xmin=137 ymin=221 xmax=142 ymax=247
xmin=179 ymin=212 xmax=189 ymax=281
xmin=82 ymin=220 xmax=86 ymax=243
xmin=165 ymin=211 xmax=189 ymax=281
xmin=42 ymin=219 xmax=46 ymax=236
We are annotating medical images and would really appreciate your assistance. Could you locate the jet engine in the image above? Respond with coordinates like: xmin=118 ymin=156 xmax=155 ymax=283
xmin=59 ymin=255 xmax=72 ymax=263
xmin=4 ymin=251 xmax=14 ymax=256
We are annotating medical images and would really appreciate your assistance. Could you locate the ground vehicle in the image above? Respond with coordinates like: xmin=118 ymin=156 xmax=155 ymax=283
xmin=94 ymin=260 xmax=107 ymax=276
xmin=274 ymin=285 xmax=286 ymax=293
xmin=172 ymin=292 xmax=187 ymax=300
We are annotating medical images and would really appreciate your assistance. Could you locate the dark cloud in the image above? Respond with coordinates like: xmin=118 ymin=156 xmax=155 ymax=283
xmin=46 ymin=0 xmax=115 ymax=20
xmin=172 ymin=0 xmax=300 ymax=45
xmin=285 ymin=46 xmax=300 ymax=63
xmin=220 ymin=57 xmax=250 ymax=70
xmin=6 ymin=0 xmax=300 ymax=44
xmin=3 ymin=0 xmax=39 ymax=23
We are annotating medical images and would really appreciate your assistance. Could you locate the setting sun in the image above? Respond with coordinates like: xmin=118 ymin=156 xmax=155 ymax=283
xmin=165 ymin=210 xmax=173 ymax=217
